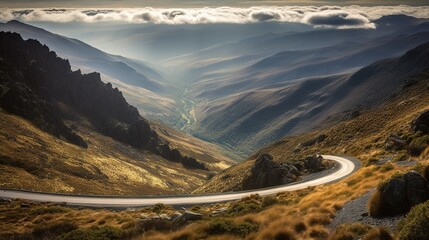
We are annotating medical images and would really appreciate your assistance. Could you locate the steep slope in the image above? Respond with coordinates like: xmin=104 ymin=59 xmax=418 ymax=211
xmin=0 ymin=32 xmax=234 ymax=194
xmin=0 ymin=20 xmax=176 ymax=119
xmin=192 ymin=38 xmax=429 ymax=154
xmin=196 ymin=50 xmax=429 ymax=193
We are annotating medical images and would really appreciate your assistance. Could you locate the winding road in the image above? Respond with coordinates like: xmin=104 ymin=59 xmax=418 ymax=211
xmin=0 ymin=155 xmax=359 ymax=208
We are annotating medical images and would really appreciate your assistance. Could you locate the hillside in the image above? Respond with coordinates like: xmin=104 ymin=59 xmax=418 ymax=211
xmin=196 ymin=41 xmax=429 ymax=193
xmin=3 ymin=43 xmax=428 ymax=240
xmin=0 ymin=20 xmax=176 ymax=120
xmin=0 ymin=32 xmax=234 ymax=195
xmin=191 ymin=29 xmax=429 ymax=154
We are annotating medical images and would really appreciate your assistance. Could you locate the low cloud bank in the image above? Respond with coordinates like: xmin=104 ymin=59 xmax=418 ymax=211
xmin=1 ymin=5 xmax=428 ymax=28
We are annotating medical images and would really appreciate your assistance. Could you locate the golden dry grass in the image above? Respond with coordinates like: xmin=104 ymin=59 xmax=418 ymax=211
xmin=0 ymin=109 xmax=233 ymax=195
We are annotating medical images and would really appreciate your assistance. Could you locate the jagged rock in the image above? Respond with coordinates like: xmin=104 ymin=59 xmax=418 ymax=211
xmin=173 ymin=210 xmax=202 ymax=222
xmin=404 ymin=171 xmax=429 ymax=206
xmin=211 ymin=207 xmax=228 ymax=216
xmin=20 ymin=203 xmax=30 ymax=208
xmin=385 ymin=133 xmax=407 ymax=151
xmin=303 ymin=155 xmax=323 ymax=173
xmin=159 ymin=214 xmax=170 ymax=220
xmin=0 ymin=32 xmax=207 ymax=170
xmin=170 ymin=212 xmax=182 ymax=222
xmin=242 ymin=154 xmax=298 ymax=190
xmin=379 ymin=177 xmax=408 ymax=215
xmin=411 ymin=110 xmax=429 ymax=134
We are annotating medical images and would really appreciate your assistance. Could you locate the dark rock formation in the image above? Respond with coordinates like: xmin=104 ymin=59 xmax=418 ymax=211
xmin=379 ymin=177 xmax=408 ymax=215
xmin=404 ymin=171 xmax=429 ymax=206
xmin=375 ymin=171 xmax=429 ymax=216
xmin=303 ymin=155 xmax=324 ymax=173
xmin=242 ymin=154 xmax=298 ymax=190
xmin=412 ymin=110 xmax=429 ymax=134
xmin=173 ymin=210 xmax=203 ymax=223
xmin=385 ymin=133 xmax=407 ymax=151
xmin=0 ymin=32 xmax=206 ymax=170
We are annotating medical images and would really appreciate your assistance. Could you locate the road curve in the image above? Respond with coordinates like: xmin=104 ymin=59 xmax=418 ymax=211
xmin=0 ymin=155 xmax=359 ymax=208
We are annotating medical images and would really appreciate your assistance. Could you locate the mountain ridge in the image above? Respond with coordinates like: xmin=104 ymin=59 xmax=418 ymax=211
xmin=0 ymin=31 xmax=207 ymax=170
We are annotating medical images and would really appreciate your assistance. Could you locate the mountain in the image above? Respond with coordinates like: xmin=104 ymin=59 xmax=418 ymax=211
xmin=173 ymin=16 xmax=429 ymax=153
xmin=0 ymin=32 xmax=234 ymax=194
xmin=0 ymin=20 xmax=176 ymax=119
xmin=34 ymin=22 xmax=312 ymax=63
xmin=192 ymin=40 xmax=429 ymax=153
xmin=196 ymin=41 xmax=429 ymax=193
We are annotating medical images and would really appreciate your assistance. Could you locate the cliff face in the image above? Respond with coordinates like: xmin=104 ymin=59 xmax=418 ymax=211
xmin=0 ymin=32 xmax=206 ymax=170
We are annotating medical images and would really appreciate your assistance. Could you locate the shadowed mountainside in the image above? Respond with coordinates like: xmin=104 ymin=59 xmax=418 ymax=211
xmin=0 ymin=32 xmax=207 ymax=170
xmin=0 ymin=20 xmax=177 ymax=119
xmin=196 ymin=41 xmax=429 ymax=193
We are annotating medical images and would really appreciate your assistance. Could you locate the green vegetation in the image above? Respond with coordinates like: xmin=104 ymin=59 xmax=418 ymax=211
xmin=328 ymin=223 xmax=372 ymax=240
xmin=62 ymin=226 xmax=122 ymax=240
xmin=396 ymin=200 xmax=429 ymax=240
xmin=205 ymin=218 xmax=259 ymax=237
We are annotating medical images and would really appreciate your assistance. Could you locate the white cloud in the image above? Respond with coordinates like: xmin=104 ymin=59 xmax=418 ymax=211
xmin=0 ymin=5 xmax=428 ymax=28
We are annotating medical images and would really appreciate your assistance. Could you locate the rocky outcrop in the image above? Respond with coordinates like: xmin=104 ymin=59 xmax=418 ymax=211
xmin=242 ymin=154 xmax=298 ymax=190
xmin=0 ymin=32 xmax=207 ymax=170
xmin=242 ymin=154 xmax=325 ymax=190
xmin=303 ymin=155 xmax=324 ymax=172
xmin=412 ymin=110 xmax=429 ymax=134
xmin=379 ymin=177 xmax=408 ymax=215
xmin=404 ymin=172 xmax=429 ymax=206
xmin=374 ymin=171 xmax=429 ymax=216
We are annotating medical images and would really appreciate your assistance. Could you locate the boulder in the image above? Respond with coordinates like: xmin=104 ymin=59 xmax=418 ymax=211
xmin=170 ymin=212 xmax=182 ymax=222
xmin=242 ymin=154 xmax=298 ymax=190
xmin=404 ymin=171 xmax=429 ymax=206
xmin=303 ymin=155 xmax=323 ymax=172
xmin=379 ymin=177 xmax=408 ymax=215
xmin=412 ymin=110 xmax=429 ymax=134
xmin=173 ymin=210 xmax=202 ymax=222
xmin=211 ymin=207 xmax=228 ymax=216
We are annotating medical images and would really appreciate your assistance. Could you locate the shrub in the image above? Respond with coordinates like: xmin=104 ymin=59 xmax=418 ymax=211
xmin=393 ymin=151 xmax=408 ymax=162
xmin=380 ymin=164 xmax=394 ymax=172
xmin=258 ymin=228 xmax=297 ymax=240
xmin=31 ymin=206 xmax=68 ymax=215
xmin=228 ymin=201 xmax=262 ymax=214
xmin=62 ymin=226 xmax=122 ymax=240
xmin=362 ymin=227 xmax=393 ymax=240
xmin=293 ymin=221 xmax=307 ymax=233
xmin=32 ymin=222 xmax=78 ymax=239
xmin=262 ymin=196 xmax=278 ymax=208
xmin=152 ymin=203 xmax=166 ymax=213
xmin=368 ymin=191 xmax=385 ymax=217
xmin=206 ymin=218 xmax=259 ymax=237
xmin=328 ymin=223 xmax=371 ymax=240
xmin=396 ymin=200 xmax=429 ymax=240
xmin=135 ymin=219 xmax=176 ymax=232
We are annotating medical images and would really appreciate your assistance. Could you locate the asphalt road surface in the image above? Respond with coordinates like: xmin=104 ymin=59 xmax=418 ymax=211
xmin=0 ymin=155 xmax=359 ymax=208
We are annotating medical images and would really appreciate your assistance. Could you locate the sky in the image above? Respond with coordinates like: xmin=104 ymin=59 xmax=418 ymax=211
xmin=0 ymin=0 xmax=428 ymax=8
xmin=1 ymin=1 xmax=428 ymax=29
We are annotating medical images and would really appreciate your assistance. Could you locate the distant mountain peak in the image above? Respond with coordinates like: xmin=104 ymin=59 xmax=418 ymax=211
xmin=373 ymin=14 xmax=424 ymax=27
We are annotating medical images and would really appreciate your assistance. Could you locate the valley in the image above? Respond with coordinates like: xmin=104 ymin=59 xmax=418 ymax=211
xmin=1 ymin=5 xmax=429 ymax=240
